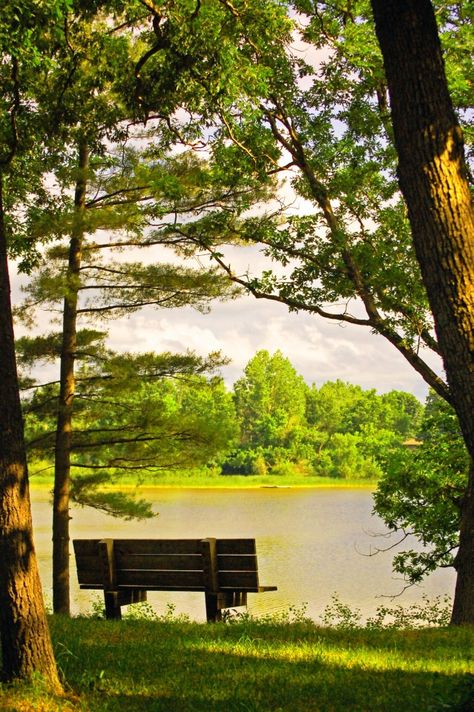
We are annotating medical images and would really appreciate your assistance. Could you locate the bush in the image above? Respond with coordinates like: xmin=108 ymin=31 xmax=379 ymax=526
xmin=221 ymin=448 xmax=269 ymax=475
xmin=319 ymin=593 xmax=452 ymax=629
xmin=310 ymin=434 xmax=382 ymax=479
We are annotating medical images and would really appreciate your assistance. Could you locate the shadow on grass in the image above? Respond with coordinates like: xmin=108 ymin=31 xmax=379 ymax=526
xmin=50 ymin=620 xmax=474 ymax=712
xmin=82 ymin=668 xmax=474 ymax=712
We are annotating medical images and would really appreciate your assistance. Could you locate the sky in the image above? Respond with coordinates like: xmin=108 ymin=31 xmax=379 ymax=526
xmin=11 ymin=230 xmax=445 ymax=404
xmin=12 ymin=239 xmax=443 ymax=404
xmin=100 ymin=291 xmax=441 ymax=402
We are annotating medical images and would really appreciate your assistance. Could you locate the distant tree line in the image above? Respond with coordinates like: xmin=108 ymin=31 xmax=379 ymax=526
xmin=21 ymin=346 xmax=425 ymax=483
xmin=221 ymin=350 xmax=423 ymax=480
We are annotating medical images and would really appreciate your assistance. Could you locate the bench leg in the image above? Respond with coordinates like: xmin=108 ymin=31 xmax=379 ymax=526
xmin=205 ymin=593 xmax=227 ymax=622
xmin=205 ymin=592 xmax=249 ymax=621
xmin=205 ymin=592 xmax=220 ymax=622
xmin=104 ymin=591 xmax=121 ymax=620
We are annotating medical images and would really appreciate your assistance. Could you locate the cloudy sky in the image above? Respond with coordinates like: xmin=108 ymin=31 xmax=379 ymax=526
xmin=102 ymin=291 xmax=441 ymax=402
xmin=14 ymin=236 xmax=444 ymax=405
xmin=11 ymin=202 xmax=443 ymax=404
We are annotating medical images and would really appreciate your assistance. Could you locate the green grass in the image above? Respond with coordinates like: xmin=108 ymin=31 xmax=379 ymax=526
xmin=1 ymin=616 xmax=473 ymax=711
xmin=29 ymin=466 xmax=376 ymax=490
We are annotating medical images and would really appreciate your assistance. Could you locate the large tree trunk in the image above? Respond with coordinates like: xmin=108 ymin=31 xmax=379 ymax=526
xmin=0 ymin=175 xmax=61 ymax=687
xmin=452 ymin=461 xmax=474 ymax=624
xmin=52 ymin=139 xmax=88 ymax=615
xmin=371 ymin=0 xmax=474 ymax=624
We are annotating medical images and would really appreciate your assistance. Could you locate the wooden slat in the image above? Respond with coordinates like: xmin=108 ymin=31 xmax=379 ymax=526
xmin=73 ymin=539 xmax=101 ymax=556
xmin=74 ymin=552 xmax=101 ymax=568
xmin=217 ymin=554 xmax=258 ymax=571
xmin=74 ymin=554 xmax=102 ymax=582
xmin=77 ymin=571 xmax=104 ymax=587
xmin=99 ymin=539 xmax=116 ymax=590
xmin=74 ymin=538 xmax=258 ymax=557
xmin=116 ymin=569 xmax=205 ymax=589
xmin=114 ymin=540 xmax=203 ymax=555
xmin=117 ymin=585 xmax=206 ymax=592
xmin=216 ymin=539 xmax=256 ymax=555
xmin=218 ymin=571 xmax=259 ymax=590
xmin=78 ymin=575 xmax=277 ymax=592
xmin=115 ymin=553 xmax=203 ymax=570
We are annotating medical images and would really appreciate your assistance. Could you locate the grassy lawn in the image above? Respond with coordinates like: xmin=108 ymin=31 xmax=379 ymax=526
xmin=1 ymin=617 xmax=473 ymax=711
xmin=29 ymin=469 xmax=376 ymax=490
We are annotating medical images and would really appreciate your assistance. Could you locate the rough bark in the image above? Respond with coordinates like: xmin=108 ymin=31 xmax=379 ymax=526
xmin=371 ymin=0 xmax=474 ymax=624
xmin=452 ymin=462 xmax=474 ymax=624
xmin=0 ymin=175 xmax=61 ymax=687
xmin=52 ymin=139 xmax=88 ymax=615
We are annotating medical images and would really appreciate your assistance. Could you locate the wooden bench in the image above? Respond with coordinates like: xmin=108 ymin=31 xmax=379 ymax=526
xmin=73 ymin=537 xmax=277 ymax=621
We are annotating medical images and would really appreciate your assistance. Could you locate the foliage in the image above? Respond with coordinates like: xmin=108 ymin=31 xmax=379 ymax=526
xmin=233 ymin=350 xmax=308 ymax=448
xmin=223 ymin=352 xmax=421 ymax=479
xmin=150 ymin=0 xmax=474 ymax=409
xmin=20 ymin=341 xmax=238 ymax=514
xmin=23 ymin=354 xmax=238 ymax=472
xmin=85 ymin=597 xmax=191 ymax=623
xmin=70 ymin=476 xmax=155 ymax=520
xmin=123 ymin=601 xmax=191 ymax=623
xmin=223 ymin=350 xmax=308 ymax=474
xmin=223 ymin=602 xmax=311 ymax=625
xmin=374 ymin=392 xmax=469 ymax=583
xmin=310 ymin=432 xmax=381 ymax=479
xmin=23 ymin=341 xmax=424 ymax=485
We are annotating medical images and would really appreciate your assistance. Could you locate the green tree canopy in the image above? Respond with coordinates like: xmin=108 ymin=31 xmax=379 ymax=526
xmin=233 ymin=349 xmax=308 ymax=449
xmin=305 ymin=380 xmax=422 ymax=479
xmin=19 ymin=336 xmax=237 ymax=494
xmin=157 ymin=0 xmax=471 ymax=410
xmin=374 ymin=392 xmax=469 ymax=586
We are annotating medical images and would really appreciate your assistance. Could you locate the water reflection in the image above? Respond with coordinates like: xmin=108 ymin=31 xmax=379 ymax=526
xmin=31 ymin=487 xmax=454 ymax=622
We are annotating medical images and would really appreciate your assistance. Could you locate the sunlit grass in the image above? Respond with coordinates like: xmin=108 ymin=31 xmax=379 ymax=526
xmin=187 ymin=635 xmax=472 ymax=674
xmin=29 ymin=462 xmax=376 ymax=490
xmin=1 ymin=616 xmax=472 ymax=711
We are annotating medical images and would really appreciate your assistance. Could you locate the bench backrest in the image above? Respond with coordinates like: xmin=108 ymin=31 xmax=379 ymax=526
xmin=73 ymin=538 xmax=261 ymax=593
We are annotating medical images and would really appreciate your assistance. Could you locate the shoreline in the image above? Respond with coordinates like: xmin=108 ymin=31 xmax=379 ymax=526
xmin=29 ymin=477 xmax=377 ymax=491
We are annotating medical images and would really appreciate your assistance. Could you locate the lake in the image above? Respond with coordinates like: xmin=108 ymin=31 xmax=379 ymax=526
xmin=31 ymin=486 xmax=455 ymax=622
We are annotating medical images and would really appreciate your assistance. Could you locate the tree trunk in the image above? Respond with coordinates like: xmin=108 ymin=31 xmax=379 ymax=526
xmin=0 ymin=174 xmax=61 ymax=687
xmin=452 ymin=461 xmax=474 ymax=624
xmin=371 ymin=0 xmax=474 ymax=623
xmin=52 ymin=139 xmax=88 ymax=615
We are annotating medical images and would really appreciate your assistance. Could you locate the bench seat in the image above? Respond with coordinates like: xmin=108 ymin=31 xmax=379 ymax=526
xmin=73 ymin=537 xmax=277 ymax=621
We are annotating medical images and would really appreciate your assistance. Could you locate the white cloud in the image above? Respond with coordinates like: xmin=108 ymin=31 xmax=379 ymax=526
xmin=98 ymin=291 xmax=442 ymax=401
xmin=11 ymin=239 xmax=443 ymax=402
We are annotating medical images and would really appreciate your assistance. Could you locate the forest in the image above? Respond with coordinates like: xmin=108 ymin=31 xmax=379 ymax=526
xmin=0 ymin=0 xmax=472 ymax=698
xmin=21 ymin=347 xmax=425 ymax=483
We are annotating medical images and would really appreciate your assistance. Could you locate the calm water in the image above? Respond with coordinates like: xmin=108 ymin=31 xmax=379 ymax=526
xmin=31 ymin=486 xmax=454 ymax=622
